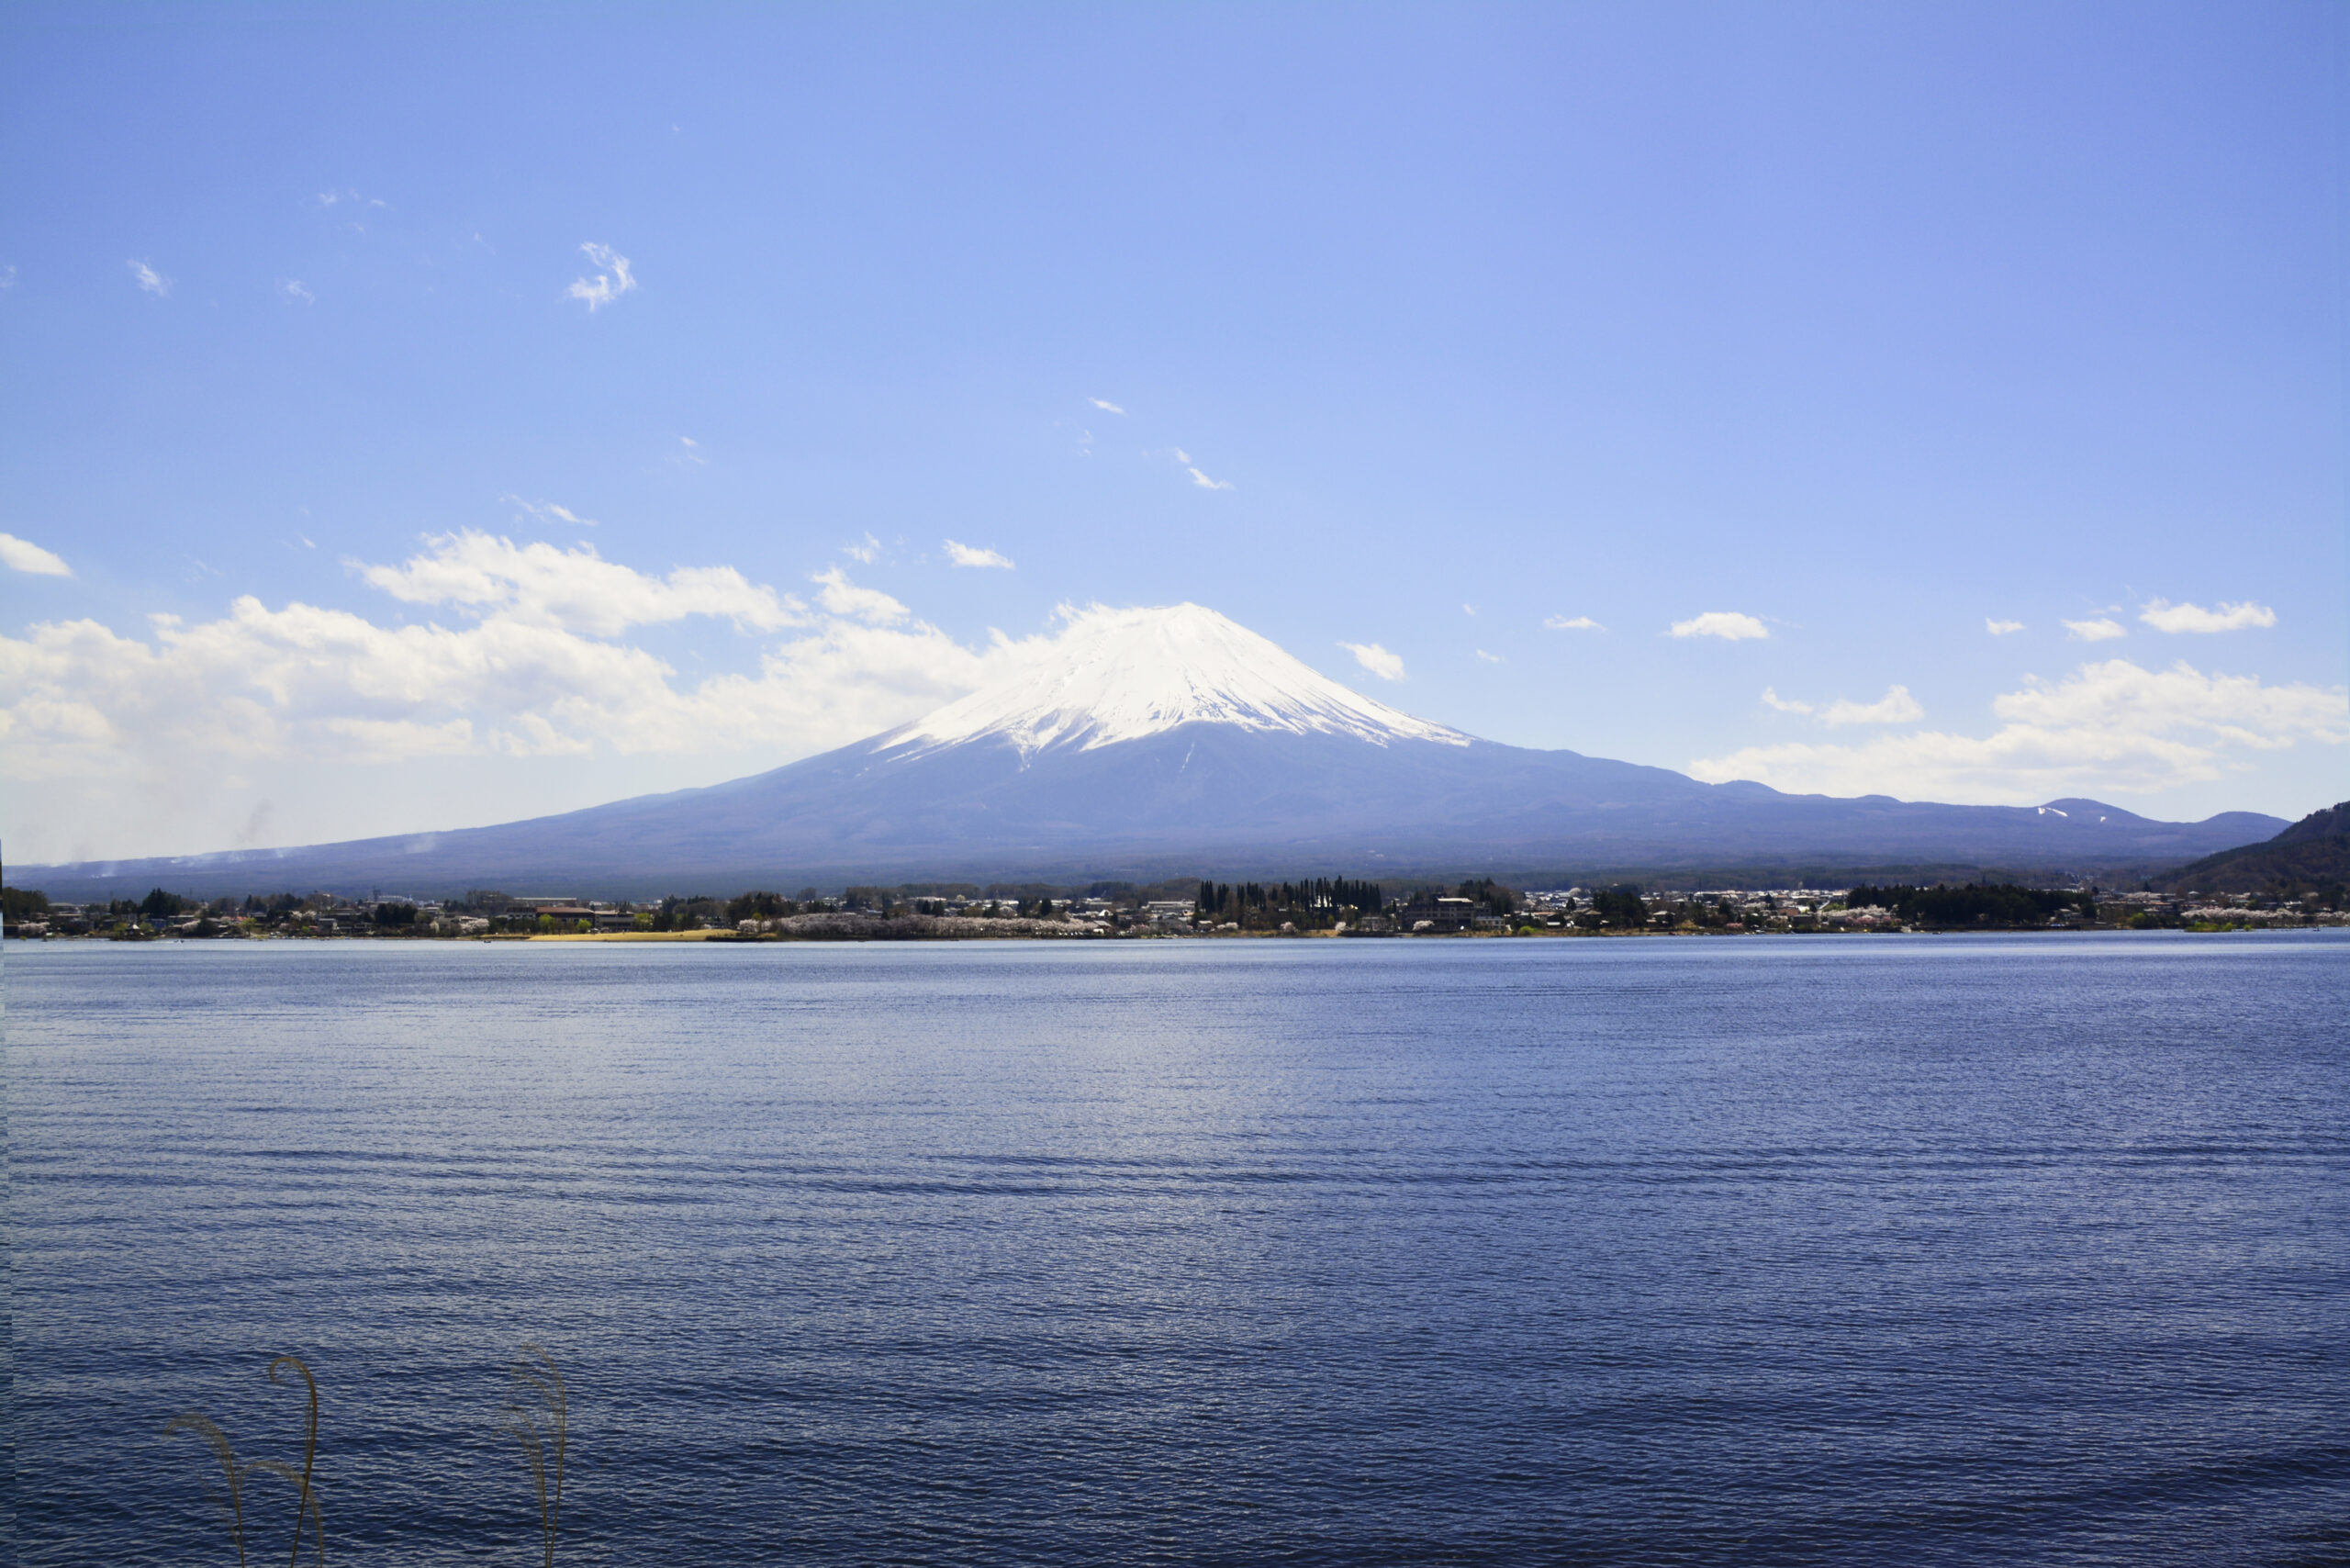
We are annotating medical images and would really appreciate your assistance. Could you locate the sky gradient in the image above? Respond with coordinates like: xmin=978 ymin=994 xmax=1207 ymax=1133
xmin=3 ymin=1 xmax=2344 ymax=866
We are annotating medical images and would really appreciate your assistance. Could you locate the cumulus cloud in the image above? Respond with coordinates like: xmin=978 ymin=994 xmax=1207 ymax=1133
xmin=1545 ymin=615 xmax=1602 ymax=632
xmin=0 ymin=543 xmax=1063 ymax=826
xmin=1 ymin=533 xmax=73 ymax=577
xmin=565 ymin=242 xmax=636 ymax=311
xmin=1986 ymin=618 xmax=2024 ymax=635
xmin=281 ymin=279 xmax=315 ymax=304
xmin=361 ymin=531 xmax=800 ymax=637
xmin=1690 ymin=658 xmax=2346 ymax=803
xmin=1339 ymin=641 xmax=1406 ymax=681
xmin=843 ymin=532 xmax=881 ymax=564
xmin=1821 ymin=685 xmax=1925 ymax=727
xmin=944 ymin=540 xmax=1014 ymax=569
xmin=2139 ymin=599 xmax=2277 ymax=633
xmin=1475 ymin=649 xmax=1504 ymax=664
xmin=809 ymin=566 xmax=910 ymax=625
xmin=1671 ymin=610 xmax=1768 ymax=641
xmin=1761 ymin=688 xmax=1811 ymax=714
xmin=2064 ymin=617 xmax=2127 ymax=642
xmin=1088 ymin=398 xmax=1125 ymax=415
xmin=1187 ymin=465 xmax=1234 ymax=491
xmin=128 ymin=260 xmax=171 ymax=297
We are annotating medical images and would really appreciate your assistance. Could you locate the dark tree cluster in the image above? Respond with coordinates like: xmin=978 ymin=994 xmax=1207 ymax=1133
xmin=1194 ymin=877 xmax=1386 ymax=929
xmin=1845 ymin=882 xmax=2093 ymax=927
xmin=1583 ymin=886 xmax=1649 ymax=929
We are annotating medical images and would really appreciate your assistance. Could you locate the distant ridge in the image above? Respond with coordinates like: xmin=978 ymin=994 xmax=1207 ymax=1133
xmin=16 ymin=604 xmax=2290 ymax=900
xmin=2154 ymin=801 xmax=2350 ymax=894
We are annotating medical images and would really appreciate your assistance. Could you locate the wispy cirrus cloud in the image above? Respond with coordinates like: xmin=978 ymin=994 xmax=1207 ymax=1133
xmin=280 ymin=279 xmax=316 ymax=304
xmin=2064 ymin=616 xmax=2126 ymax=642
xmin=565 ymin=242 xmax=636 ymax=311
xmin=502 ymin=496 xmax=598 ymax=529
xmin=1693 ymin=659 xmax=2346 ymax=803
xmin=1087 ymin=397 xmax=1125 ymax=415
xmin=1474 ymin=649 xmax=1504 ymax=664
xmin=1671 ymin=610 xmax=1768 ymax=641
xmin=0 ymin=532 xmax=73 ymax=577
xmin=1545 ymin=615 xmax=1603 ymax=632
xmin=127 ymin=260 xmax=171 ymax=297
xmin=943 ymin=540 xmax=1014 ymax=569
xmin=1161 ymin=447 xmax=1234 ymax=491
xmin=1986 ymin=618 xmax=2024 ymax=635
xmin=1339 ymin=641 xmax=1405 ymax=681
xmin=2139 ymin=598 xmax=2277 ymax=633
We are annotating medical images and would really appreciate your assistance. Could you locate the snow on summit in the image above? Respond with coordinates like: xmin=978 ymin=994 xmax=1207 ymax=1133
xmin=882 ymin=603 xmax=1471 ymax=756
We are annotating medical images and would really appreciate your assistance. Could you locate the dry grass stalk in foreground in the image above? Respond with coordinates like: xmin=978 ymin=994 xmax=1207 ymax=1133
xmin=165 ymin=1345 xmax=567 ymax=1564
xmin=499 ymin=1344 xmax=568 ymax=1568
xmin=163 ymin=1352 xmax=322 ymax=1566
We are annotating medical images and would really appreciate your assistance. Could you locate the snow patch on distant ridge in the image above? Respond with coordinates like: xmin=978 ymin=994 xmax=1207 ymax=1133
xmin=878 ymin=603 xmax=1470 ymax=758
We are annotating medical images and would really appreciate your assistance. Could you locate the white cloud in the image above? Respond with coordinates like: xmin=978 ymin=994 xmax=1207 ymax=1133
xmin=128 ymin=260 xmax=171 ymax=297
xmin=671 ymin=435 xmax=706 ymax=467
xmin=0 ymin=543 xmax=1087 ymax=853
xmin=809 ymin=566 xmax=910 ymax=625
xmin=1545 ymin=615 xmax=1602 ymax=632
xmin=2064 ymin=617 xmax=2127 ymax=642
xmin=1 ymin=533 xmax=73 ymax=577
xmin=2139 ymin=599 xmax=2277 ymax=633
xmin=1338 ymin=641 xmax=1405 ymax=681
xmin=1761 ymin=688 xmax=1812 ymax=714
xmin=1986 ymin=618 xmax=2024 ymax=635
xmin=1671 ymin=610 xmax=1768 ymax=641
xmin=362 ymin=531 xmax=800 ymax=636
xmin=503 ymin=496 xmax=598 ymax=529
xmin=565 ymin=242 xmax=636 ymax=311
xmin=1088 ymin=398 xmax=1125 ymax=415
xmin=1821 ymin=685 xmax=1925 ymax=727
xmin=1187 ymin=466 xmax=1234 ymax=491
xmin=944 ymin=540 xmax=1014 ymax=570
xmin=1475 ymin=649 xmax=1504 ymax=664
xmin=843 ymin=532 xmax=881 ymax=565
xmin=1 ymin=264 xmax=17 ymax=290
xmin=280 ymin=279 xmax=315 ymax=304
xmin=1691 ymin=658 xmax=2346 ymax=803
xmin=1462 ymin=604 xmax=1478 ymax=617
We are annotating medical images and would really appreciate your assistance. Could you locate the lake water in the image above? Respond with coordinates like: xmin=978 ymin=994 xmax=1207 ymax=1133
xmin=6 ymin=935 xmax=2346 ymax=1566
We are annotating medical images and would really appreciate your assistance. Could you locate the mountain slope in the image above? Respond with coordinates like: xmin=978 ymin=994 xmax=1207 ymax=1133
xmin=17 ymin=604 xmax=2289 ymax=899
xmin=2154 ymin=802 xmax=2350 ymax=894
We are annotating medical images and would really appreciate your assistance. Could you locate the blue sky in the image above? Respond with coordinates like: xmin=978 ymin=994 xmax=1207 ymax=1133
xmin=3 ymin=1 xmax=2344 ymax=865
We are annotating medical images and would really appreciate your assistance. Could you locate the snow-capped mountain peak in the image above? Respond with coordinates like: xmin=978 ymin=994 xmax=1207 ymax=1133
xmin=879 ymin=602 xmax=1471 ymax=757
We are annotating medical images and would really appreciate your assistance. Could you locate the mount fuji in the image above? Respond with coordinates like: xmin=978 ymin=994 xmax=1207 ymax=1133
xmin=22 ymin=604 xmax=2286 ymax=898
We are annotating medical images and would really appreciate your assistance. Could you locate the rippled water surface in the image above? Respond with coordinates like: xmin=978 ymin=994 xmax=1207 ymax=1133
xmin=8 ymin=935 xmax=2347 ymax=1565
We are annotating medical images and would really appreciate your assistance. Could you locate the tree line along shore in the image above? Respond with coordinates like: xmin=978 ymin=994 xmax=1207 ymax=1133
xmin=6 ymin=874 xmax=2343 ymax=941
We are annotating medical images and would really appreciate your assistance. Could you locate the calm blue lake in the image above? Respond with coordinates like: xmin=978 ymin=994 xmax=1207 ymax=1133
xmin=6 ymin=935 xmax=2346 ymax=1566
